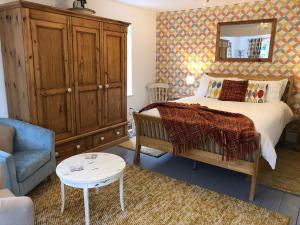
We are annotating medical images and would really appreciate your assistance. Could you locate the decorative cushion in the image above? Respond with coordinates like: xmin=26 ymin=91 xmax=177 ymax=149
xmin=14 ymin=150 xmax=51 ymax=182
xmin=206 ymin=79 xmax=223 ymax=99
xmin=248 ymin=79 xmax=288 ymax=102
xmin=195 ymin=75 xmax=245 ymax=97
xmin=245 ymin=82 xmax=268 ymax=103
xmin=219 ymin=80 xmax=249 ymax=102
xmin=0 ymin=124 xmax=15 ymax=154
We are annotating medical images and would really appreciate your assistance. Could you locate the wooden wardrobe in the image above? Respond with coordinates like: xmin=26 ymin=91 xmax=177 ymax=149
xmin=0 ymin=1 xmax=129 ymax=160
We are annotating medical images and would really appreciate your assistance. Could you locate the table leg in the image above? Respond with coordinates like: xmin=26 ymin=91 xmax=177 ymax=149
xmin=119 ymin=173 xmax=124 ymax=211
xmin=96 ymin=187 xmax=99 ymax=194
xmin=83 ymin=188 xmax=90 ymax=225
xmin=60 ymin=182 xmax=65 ymax=213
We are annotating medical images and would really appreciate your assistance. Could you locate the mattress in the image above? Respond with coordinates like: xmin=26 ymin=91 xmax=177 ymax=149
xmin=141 ymin=96 xmax=294 ymax=169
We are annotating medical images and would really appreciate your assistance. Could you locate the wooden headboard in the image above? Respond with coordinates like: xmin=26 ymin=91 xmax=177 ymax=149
xmin=206 ymin=73 xmax=294 ymax=104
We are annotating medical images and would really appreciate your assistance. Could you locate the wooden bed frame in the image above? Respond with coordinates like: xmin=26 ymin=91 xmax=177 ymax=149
xmin=133 ymin=73 xmax=294 ymax=201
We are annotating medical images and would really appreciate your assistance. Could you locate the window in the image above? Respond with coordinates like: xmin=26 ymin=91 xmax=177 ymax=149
xmin=127 ymin=25 xmax=133 ymax=96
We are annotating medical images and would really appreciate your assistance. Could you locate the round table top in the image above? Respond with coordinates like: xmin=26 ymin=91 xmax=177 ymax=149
xmin=56 ymin=153 xmax=126 ymax=186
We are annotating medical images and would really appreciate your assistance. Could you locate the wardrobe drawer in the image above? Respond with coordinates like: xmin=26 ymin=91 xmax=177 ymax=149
xmin=113 ymin=126 xmax=125 ymax=138
xmin=55 ymin=138 xmax=87 ymax=161
xmin=93 ymin=131 xmax=110 ymax=147
xmin=93 ymin=126 xmax=126 ymax=148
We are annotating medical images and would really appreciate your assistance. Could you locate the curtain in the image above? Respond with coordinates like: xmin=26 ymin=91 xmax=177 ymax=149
xmin=227 ymin=41 xmax=232 ymax=58
xmin=219 ymin=39 xmax=230 ymax=59
xmin=247 ymin=38 xmax=262 ymax=58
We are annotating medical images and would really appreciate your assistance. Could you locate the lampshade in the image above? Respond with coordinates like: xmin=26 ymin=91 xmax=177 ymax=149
xmin=186 ymin=75 xmax=195 ymax=85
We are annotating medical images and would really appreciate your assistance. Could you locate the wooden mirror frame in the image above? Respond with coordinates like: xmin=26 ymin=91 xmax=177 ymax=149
xmin=215 ymin=18 xmax=277 ymax=63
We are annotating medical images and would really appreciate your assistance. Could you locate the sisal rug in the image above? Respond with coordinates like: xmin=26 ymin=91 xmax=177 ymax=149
xmin=29 ymin=165 xmax=288 ymax=225
xmin=257 ymin=148 xmax=300 ymax=196
xmin=118 ymin=137 xmax=166 ymax=157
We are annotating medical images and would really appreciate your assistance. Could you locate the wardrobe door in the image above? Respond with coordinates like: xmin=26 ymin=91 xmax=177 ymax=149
xmin=72 ymin=20 xmax=102 ymax=134
xmin=31 ymin=18 xmax=74 ymax=140
xmin=103 ymin=30 xmax=126 ymax=126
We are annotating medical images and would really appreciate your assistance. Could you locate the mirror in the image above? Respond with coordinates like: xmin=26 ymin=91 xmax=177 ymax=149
xmin=215 ymin=19 xmax=277 ymax=62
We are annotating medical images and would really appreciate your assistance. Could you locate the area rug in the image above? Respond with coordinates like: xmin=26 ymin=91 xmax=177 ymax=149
xmin=118 ymin=137 xmax=166 ymax=157
xmin=257 ymin=148 xmax=300 ymax=196
xmin=29 ymin=165 xmax=288 ymax=225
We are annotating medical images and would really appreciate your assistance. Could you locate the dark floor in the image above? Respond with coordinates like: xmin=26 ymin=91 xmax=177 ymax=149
xmin=104 ymin=146 xmax=300 ymax=225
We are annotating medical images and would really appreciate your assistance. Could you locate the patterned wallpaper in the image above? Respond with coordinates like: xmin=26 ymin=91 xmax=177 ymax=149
xmin=156 ymin=0 xmax=300 ymax=114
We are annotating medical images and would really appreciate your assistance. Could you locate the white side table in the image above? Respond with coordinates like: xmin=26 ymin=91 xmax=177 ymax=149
xmin=56 ymin=153 xmax=126 ymax=225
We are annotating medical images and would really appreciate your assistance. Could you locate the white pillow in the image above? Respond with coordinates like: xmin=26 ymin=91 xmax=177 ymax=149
xmin=195 ymin=75 xmax=244 ymax=97
xmin=248 ymin=79 xmax=288 ymax=102
xmin=195 ymin=75 xmax=210 ymax=97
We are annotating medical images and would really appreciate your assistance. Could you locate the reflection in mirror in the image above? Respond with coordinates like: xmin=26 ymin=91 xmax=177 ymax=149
xmin=216 ymin=19 xmax=277 ymax=62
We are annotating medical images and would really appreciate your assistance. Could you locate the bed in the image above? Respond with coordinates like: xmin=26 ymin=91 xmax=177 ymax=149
xmin=133 ymin=73 xmax=294 ymax=201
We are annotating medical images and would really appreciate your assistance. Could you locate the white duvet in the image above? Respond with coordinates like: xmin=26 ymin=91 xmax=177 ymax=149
xmin=141 ymin=96 xmax=294 ymax=169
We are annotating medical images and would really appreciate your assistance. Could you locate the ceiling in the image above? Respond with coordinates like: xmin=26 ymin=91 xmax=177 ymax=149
xmin=114 ymin=0 xmax=261 ymax=11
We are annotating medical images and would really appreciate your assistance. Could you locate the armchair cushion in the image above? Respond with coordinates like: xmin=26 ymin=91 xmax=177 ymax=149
xmin=0 ymin=124 xmax=15 ymax=154
xmin=0 ymin=189 xmax=34 ymax=225
xmin=0 ymin=188 xmax=14 ymax=198
xmin=14 ymin=150 xmax=50 ymax=182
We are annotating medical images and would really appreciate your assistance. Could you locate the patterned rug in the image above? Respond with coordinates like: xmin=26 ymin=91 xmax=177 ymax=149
xmin=257 ymin=148 xmax=300 ymax=196
xmin=29 ymin=165 xmax=288 ymax=225
xmin=118 ymin=137 xmax=166 ymax=157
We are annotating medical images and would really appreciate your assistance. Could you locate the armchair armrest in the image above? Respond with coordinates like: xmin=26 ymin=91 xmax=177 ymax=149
xmin=0 ymin=151 xmax=19 ymax=195
xmin=0 ymin=196 xmax=34 ymax=225
xmin=0 ymin=119 xmax=55 ymax=153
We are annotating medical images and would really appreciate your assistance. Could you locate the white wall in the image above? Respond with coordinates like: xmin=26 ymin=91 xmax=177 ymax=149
xmin=88 ymin=0 xmax=156 ymax=118
xmin=0 ymin=0 xmax=157 ymax=119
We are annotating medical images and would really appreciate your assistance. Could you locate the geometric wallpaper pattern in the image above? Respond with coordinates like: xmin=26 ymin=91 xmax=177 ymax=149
xmin=156 ymin=0 xmax=300 ymax=114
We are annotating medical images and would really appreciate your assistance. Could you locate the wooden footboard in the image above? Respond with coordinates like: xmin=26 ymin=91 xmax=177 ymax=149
xmin=133 ymin=112 xmax=261 ymax=201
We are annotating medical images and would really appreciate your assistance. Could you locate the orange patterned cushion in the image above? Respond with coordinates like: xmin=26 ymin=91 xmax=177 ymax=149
xmin=245 ymin=82 xmax=267 ymax=103
xmin=206 ymin=79 xmax=223 ymax=99
xmin=219 ymin=80 xmax=248 ymax=102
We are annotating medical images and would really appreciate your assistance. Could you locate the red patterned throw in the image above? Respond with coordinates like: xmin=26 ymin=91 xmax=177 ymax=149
xmin=219 ymin=80 xmax=249 ymax=102
xmin=140 ymin=102 xmax=257 ymax=160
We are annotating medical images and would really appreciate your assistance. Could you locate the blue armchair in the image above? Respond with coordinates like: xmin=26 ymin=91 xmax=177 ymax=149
xmin=0 ymin=118 xmax=56 ymax=196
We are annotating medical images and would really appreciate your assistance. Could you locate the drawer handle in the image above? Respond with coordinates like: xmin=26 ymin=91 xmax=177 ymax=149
xmin=76 ymin=144 xmax=81 ymax=149
xmin=55 ymin=152 xmax=59 ymax=158
xmin=105 ymin=84 xmax=110 ymax=89
xmin=100 ymin=137 xmax=105 ymax=141
xmin=67 ymin=88 xmax=72 ymax=93
xmin=98 ymin=85 xmax=103 ymax=89
xmin=116 ymin=131 xmax=121 ymax=135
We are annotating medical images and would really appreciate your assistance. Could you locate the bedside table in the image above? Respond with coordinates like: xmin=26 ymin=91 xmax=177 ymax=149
xmin=287 ymin=116 xmax=300 ymax=152
xmin=169 ymin=94 xmax=192 ymax=101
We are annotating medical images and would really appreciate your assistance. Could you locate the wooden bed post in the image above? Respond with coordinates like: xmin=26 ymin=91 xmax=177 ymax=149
xmin=249 ymin=137 xmax=261 ymax=201
xmin=133 ymin=112 xmax=141 ymax=163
